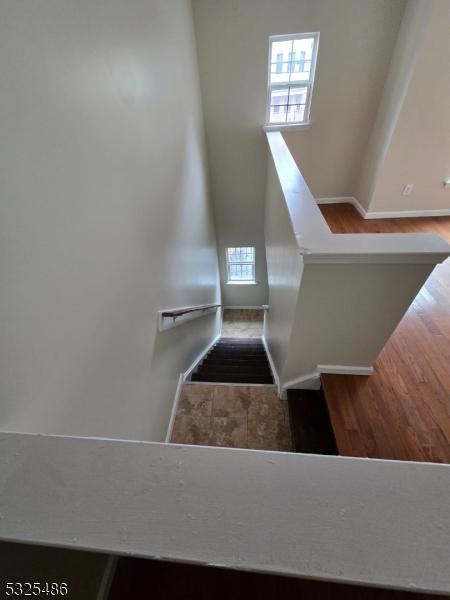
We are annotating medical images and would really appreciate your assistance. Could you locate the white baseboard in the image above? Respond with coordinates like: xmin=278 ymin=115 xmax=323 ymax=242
xmin=165 ymin=333 xmax=221 ymax=443
xmin=281 ymin=372 xmax=321 ymax=399
xmin=183 ymin=333 xmax=221 ymax=381
xmin=281 ymin=363 xmax=374 ymax=398
xmin=316 ymin=196 xmax=450 ymax=219
xmin=261 ymin=335 xmax=280 ymax=394
xmin=317 ymin=364 xmax=373 ymax=376
xmin=185 ymin=381 xmax=276 ymax=388
xmin=316 ymin=196 xmax=357 ymax=205
xmin=316 ymin=196 xmax=367 ymax=218
xmin=223 ymin=305 xmax=264 ymax=310
xmin=365 ymin=208 xmax=450 ymax=219
xmin=165 ymin=373 xmax=184 ymax=443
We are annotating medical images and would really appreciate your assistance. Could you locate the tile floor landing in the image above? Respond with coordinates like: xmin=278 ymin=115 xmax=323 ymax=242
xmin=170 ymin=383 xmax=292 ymax=452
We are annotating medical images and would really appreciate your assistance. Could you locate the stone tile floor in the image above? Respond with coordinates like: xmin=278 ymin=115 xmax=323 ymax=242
xmin=171 ymin=383 xmax=293 ymax=451
xmin=221 ymin=309 xmax=263 ymax=338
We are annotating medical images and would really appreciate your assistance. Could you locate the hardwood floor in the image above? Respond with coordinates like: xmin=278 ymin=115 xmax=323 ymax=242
xmin=319 ymin=203 xmax=450 ymax=463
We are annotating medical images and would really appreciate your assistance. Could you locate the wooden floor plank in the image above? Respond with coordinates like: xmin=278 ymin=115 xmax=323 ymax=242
xmin=319 ymin=203 xmax=450 ymax=463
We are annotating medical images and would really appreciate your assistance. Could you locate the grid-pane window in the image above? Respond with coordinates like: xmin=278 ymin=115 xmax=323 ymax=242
xmin=267 ymin=33 xmax=319 ymax=126
xmin=226 ymin=247 xmax=255 ymax=283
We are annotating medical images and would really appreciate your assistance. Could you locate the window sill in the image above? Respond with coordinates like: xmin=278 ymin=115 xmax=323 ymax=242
xmin=226 ymin=281 xmax=258 ymax=286
xmin=263 ymin=122 xmax=311 ymax=132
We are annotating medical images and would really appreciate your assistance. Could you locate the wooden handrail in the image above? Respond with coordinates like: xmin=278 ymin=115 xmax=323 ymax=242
xmin=161 ymin=303 xmax=221 ymax=320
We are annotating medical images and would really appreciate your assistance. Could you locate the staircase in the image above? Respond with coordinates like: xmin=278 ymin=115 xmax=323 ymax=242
xmin=191 ymin=338 xmax=274 ymax=384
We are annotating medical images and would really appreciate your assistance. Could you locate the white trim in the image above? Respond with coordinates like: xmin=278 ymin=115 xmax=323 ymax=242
xmin=165 ymin=373 xmax=185 ymax=443
xmin=165 ymin=333 xmax=222 ymax=441
xmin=96 ymin=556 xmax=118 ymax=600
xmin=223 ymin=305 xmax=264 ymax=310
xmin=183 ymin=333 xmax=221 ymax=382
xmin=366 ymin=208 xmax=450 ymax=219
xmin=261 ymin=335 xmax=280 ymax=394
xmin=184 ymin=381 xmax=277 ymax=389
xmin=281 ymin=364 xmax=374 ymax=398
xmin=226 ymin=281 xmax=258 ymax=285
xmin=316 ymin=197 xmax=450 ymax=220
xmin=317 ymin=364 xmax=374 ymax=376
xmin=264 ymin=123 xmax=311 ymax=132
xmin=316 ymin=196 xmax=367 ymax=218
xmin=281 ymin=372 xmax=321 ymax=398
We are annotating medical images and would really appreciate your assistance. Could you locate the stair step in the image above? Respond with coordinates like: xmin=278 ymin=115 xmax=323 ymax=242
xmin=202 ymin=358 xmax=270 ymax=367
xmin=287 ymin=389 xmax=338 ymax=455
xmin=218 ymin=337 xmax=262 ymax=342
xmin=210 ymin=350 xmax=266 ymax=357
xmin=197 ymin=366 xmax=272 ymax=377
xmin=214 ymin=347 xmax=266 ymax=356
xmin=216 ymin=340 xmax=263 ymax=347
xmin=192 ymin=373 xmax=274 ymax=384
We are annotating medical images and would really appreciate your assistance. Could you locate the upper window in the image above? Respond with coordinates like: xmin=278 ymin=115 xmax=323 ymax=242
xmin=226 ymin=247 xmax=255 ymax=284
xmin=266 ymin=33 xmax=319 ymax=127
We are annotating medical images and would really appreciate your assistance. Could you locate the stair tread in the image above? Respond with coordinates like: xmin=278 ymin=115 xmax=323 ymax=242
xmin=191 ymin=336 xmax=274 ymax=385
xmin=197 ymin=368 xmax=271 ymax=376
xmin=210 ymin=350 xmax=266 ymax=355
xmin=202 ymin=361 xmax=270 ymax=368
xmin=192 ymin=375 xmax=274 ymax=384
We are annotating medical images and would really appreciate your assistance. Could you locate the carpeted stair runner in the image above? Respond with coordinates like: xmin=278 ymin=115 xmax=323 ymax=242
xmin=191 ymin=338 xmax=274 ymax=384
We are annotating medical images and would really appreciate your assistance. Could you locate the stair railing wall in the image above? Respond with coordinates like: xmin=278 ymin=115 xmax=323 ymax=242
xmin=264 ymin=132 xmax=450 ymax=389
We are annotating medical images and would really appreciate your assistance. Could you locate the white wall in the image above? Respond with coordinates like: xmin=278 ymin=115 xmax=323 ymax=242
xmin=191 ymin=0 xmax=405 ymax=306
xmin=364 ymin=0 xmax=450 ymax=213
xmin=355 ymin=0 xmax=433 ymax=211
xmin=0 ymin=0 xmax=220 ymax=442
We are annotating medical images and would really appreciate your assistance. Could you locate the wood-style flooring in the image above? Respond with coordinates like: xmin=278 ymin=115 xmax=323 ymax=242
xmin=319 ymin=203 xmax=450 ymax=463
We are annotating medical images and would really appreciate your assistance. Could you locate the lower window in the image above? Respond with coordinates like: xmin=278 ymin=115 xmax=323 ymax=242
xmin=226 ymin=247 xmax=256 ymax=283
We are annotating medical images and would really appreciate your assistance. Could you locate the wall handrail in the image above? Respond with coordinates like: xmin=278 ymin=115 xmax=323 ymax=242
xmin=161 ymin=303 xmax=221 ymax=320
xmin=158 ymin=303 xmax=221 ymax=331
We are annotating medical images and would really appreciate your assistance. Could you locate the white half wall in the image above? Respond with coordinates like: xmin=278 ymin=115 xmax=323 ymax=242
xmin=1 ymin=432 xmax=450 ymax=595
xmin=264 ymin=131 xmax=449 ymax=388
xmin=264 ymin=160 xmax=303 ymax=378
xmin=0 ymin=0 xmax=220 ymax=442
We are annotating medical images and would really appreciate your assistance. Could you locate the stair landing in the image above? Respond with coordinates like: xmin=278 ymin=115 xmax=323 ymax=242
xmin=170 ymin=383 xmax=292 ymax=452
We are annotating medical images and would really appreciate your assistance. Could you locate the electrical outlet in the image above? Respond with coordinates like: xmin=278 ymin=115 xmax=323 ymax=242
xmin=402 ymin=183 xmax=414 ymax=196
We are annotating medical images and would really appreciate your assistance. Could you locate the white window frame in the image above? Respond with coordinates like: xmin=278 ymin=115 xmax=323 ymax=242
xmin=226 ymin=247 xmax=257 ymax=285
xmin=265 ymin=32 xmax=320 ymax=131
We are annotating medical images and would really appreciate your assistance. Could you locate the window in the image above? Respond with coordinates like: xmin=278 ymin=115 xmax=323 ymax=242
xmin=266 ymin=32 xmax=319 ymax=127
xmin=226 ymin=247 xmax=256 ymax=284
xmin=275 ymin=53 xmax=283 ymax=74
